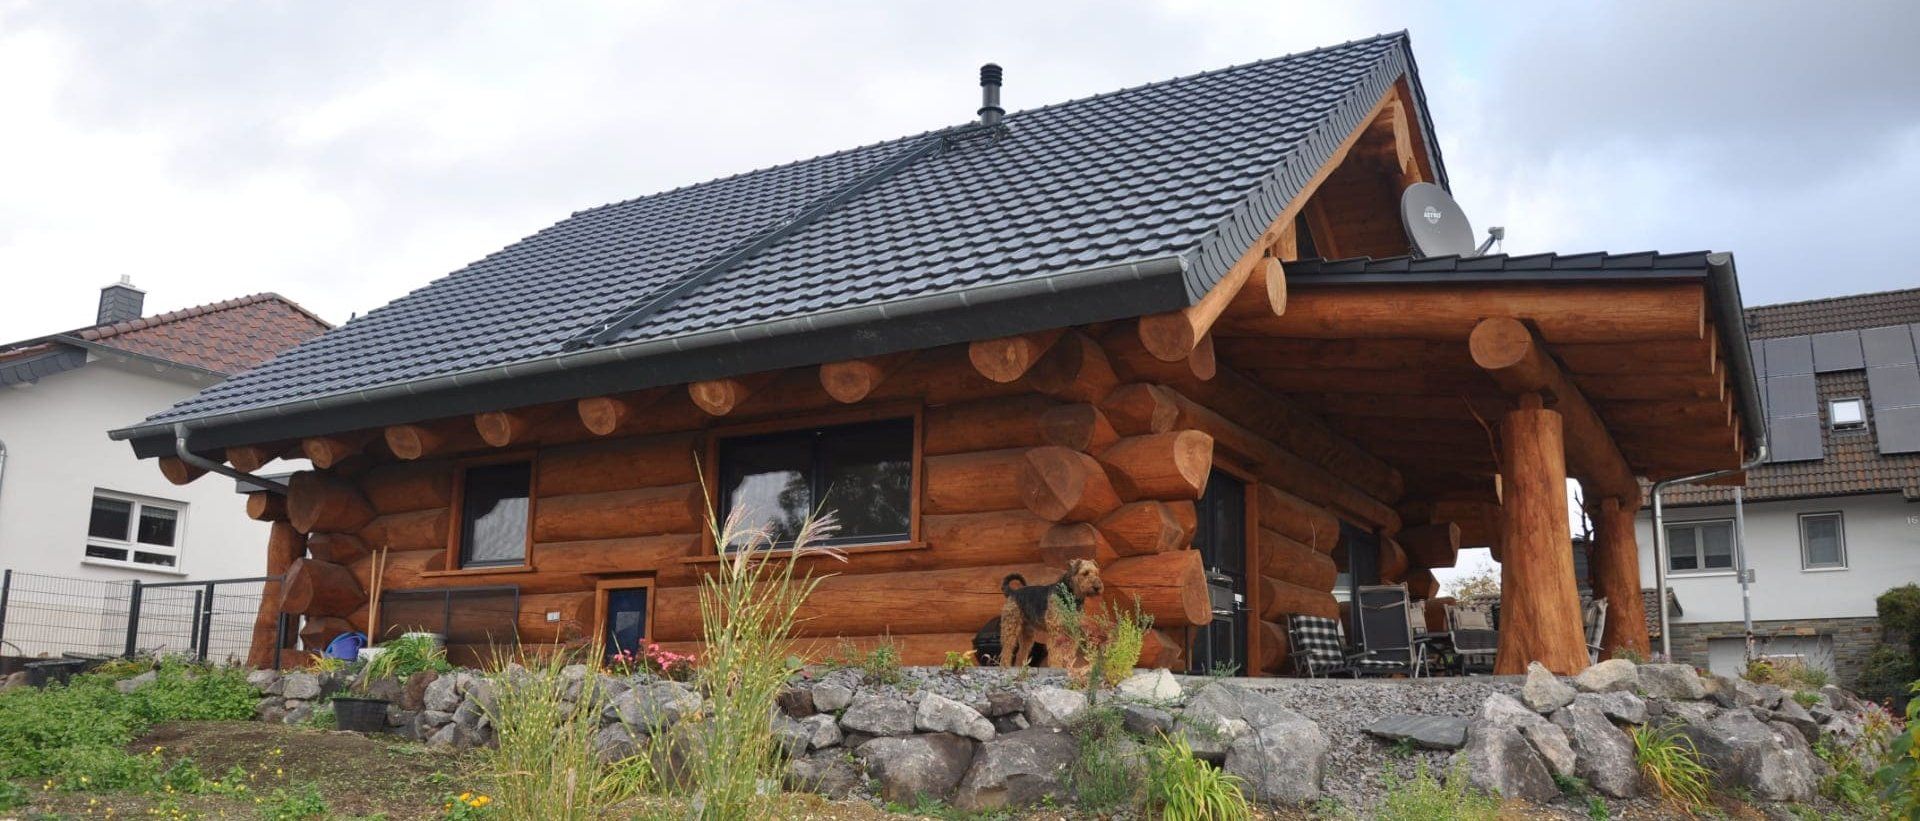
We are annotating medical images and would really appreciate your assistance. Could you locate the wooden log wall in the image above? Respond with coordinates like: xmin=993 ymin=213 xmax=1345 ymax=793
xmin=251 ymin=330 xmax=1403 ymax=674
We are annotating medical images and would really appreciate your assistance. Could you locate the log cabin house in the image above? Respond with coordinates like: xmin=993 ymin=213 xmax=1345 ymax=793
xmin=110 ymin=33 xmax=1762 ymax=676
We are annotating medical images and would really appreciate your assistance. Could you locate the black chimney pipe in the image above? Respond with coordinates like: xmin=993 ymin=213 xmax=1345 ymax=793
xmin=978 ymin=63 xmax=1003 ymax=127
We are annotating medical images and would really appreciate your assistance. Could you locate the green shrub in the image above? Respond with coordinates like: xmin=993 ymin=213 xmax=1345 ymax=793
xmin=0 ymin=779 xmax=25 ymax=810
xmin=1815 ymin=737 xmax=1876 ymax=811
xmin=1879 ymin=585 xmax=1920 ymax=654
xmin=1874 ymin=681 xmax=1920 ymax=815
xmin=1067 ymin=706 xmax=1140 ymax=811
xmin=1631 ymin=724 xmax=1711 ymax=813
xmin=1377 ymin=761 xmax=1500 ymax=821
xmin=1858 ymin=644 xmax=1918 ymax=708
xmin=259 ymin=782 xmax=329 ymax=820
xmin=1145 ymin=734 xmax=1251 ymax=820
xmin=1099 ymin=602 xmax=1153 ymax=689
xmin=861 ymin=639 xmax=904 ymax=685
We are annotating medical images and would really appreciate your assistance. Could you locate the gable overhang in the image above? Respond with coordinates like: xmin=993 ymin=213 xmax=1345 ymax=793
xmin=112 ymin=256 xmax=1190 ymax=457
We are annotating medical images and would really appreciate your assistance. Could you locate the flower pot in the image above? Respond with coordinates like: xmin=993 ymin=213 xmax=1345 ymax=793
xmin=332 ymin=697 xmax=391 ymax=733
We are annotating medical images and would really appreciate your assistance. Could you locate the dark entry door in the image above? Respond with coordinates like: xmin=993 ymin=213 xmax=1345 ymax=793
xmin=1188 ymin=470 xmax=1247 ymax=675
xmin=1341 ymin=522 xmax=1380 ymax=629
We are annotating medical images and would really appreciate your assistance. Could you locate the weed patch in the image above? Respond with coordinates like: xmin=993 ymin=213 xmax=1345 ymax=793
xmin=1376 ymin=761 xmax=1499 ymax=821
xmin=1630 ymin=723 xmax=1711 ymax=814
xmin=1144 ymin=733 xmax=1250 ymax=820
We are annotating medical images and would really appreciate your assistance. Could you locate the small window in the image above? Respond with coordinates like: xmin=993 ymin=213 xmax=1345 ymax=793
xmin=1800 ymin=512 xmax=1846 ymax=570
xmin=718 ymin=418 xmax=914 ymax=549
xmin=458 ymin=462 xmax=531 ymax=568
xmin=602 ymin=586 xmax=650 ymax=661
xmin=1666 ymin=520 xmax=1735 ymax=574
xmin=85 ymin=491 xmax=185 ymax=569
xmin=1830 ymin=398 xmax=1866 ymax=430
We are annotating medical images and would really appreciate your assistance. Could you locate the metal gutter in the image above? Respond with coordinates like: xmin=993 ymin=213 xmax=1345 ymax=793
xmin=173 ymin=423 xmax=286 ymax=494
xmin=113 ymin=255 xmax=1190 ymax=456
xmin=1650 ymin=439 xmax=1769 ymax=659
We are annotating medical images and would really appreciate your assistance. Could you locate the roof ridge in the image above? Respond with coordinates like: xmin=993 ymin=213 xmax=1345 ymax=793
xmin=79 ymin=292 xmax=330 ymax=342
xmin=563 ymin=32 xmax=1410 ymax=222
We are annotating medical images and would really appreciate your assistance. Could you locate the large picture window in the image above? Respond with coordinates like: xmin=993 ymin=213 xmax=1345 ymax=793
xmin=1666 ymin=519 xmax=1735 ymax=574
xmin=1799 ymin=512 xmax=1846 ymax=570
xmin=717 ymin=417 xmax=914 ymax=548
xmin=85 ymin=490 xmax=185 ymax=569
xmin=457 ymin=461 xmax=532 ymax=568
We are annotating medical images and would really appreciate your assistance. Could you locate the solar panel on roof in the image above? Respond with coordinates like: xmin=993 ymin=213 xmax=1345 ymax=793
xmin=1763 ymin=336 xmax=1814 ymax=375
xmin=1765 ymin=373 xmax=1819 ymax=417
xmin=1768 ymin=415 xmax=1824 ymax=463
xmin=1868 ymin=364 xmax=1920 ymax=410
xmin=1877 ymin=406 xmax=1920 ymax=455
xmin=1811 ymin=331 xmax=1864 ymax=372
xmin=1862 ymin=325 xmax=1918 ymax=367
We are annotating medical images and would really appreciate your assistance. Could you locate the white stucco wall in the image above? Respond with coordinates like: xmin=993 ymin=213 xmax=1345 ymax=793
xmin=1635 ymin=492 xmax=1920 ymax=624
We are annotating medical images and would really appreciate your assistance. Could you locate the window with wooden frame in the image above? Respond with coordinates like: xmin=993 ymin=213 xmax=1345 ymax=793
xmin=450 ymin=457 xmax=534 ymax=569
xmin=1665 ymin=519 xmax=1735 ymax=574
xmin=713 ymin=412 xmax=917 ymax=550
xmin=595 ymin=578 xmax=654 ymax=662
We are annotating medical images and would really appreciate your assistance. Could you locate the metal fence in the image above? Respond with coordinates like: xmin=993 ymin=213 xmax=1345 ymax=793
xmin=0 ymin=569 xmax=281 ymax=666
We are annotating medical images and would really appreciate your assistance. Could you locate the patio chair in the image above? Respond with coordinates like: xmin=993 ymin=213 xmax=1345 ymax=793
xmin=1584 ymin=597 xmax=1609 ymax=664
xmin=1353 ymin=584 xmax=1425 ymax=677
xmin=1285 ymin=614 xmax=1355 ymax=678
xmin=1447 ymin=601 xmax=1499 ymax=675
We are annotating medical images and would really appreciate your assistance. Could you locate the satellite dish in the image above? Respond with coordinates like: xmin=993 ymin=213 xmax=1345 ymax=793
xmin=1400 ymin=182 xmax=1478 ymax=258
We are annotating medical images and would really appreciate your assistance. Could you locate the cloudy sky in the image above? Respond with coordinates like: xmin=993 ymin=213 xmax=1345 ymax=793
xmin=3 ymin=2 xmax=1912 ymax=588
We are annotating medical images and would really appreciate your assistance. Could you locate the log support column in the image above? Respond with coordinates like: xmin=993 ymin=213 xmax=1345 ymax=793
xmin=1493 ymin=395 xmax=1589 ymax=675
xmin=1591 ymin=497 xmax=1651 ymax=659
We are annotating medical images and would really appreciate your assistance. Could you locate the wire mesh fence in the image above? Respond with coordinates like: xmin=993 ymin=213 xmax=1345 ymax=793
xmin=0 ymin=569 xmax=280 ymax=667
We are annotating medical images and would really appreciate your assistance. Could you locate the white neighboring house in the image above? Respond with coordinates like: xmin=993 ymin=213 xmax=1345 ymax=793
xmin=0 ymin=280 xmax=328 ymax=657
xmin=1637 ymin=287 xmax=1920 ymax=687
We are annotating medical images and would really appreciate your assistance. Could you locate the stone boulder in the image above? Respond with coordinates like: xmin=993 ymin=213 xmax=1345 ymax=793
xmin=787 ymin=751 xmax=863 ymax=799
xmin=841 ymin=691 xmax=916 ymax=737
xmin=1550 ymin=701 xmax=1641 ymax=798
xmin=1481 ymin=693 xmax=1576 ymax=779
xmin=917 ymin=692 xmax=995 ymax=742
xmin=1452 ymin=721 xmax=1556 ymax=803
xmin=953 ymin=727 xmax=1078 ymax=810
xmin=1769 ymin=697 xmax=1821 ymax=744
xmin=282 ymin=671 xmax=323 ymax=701
xmin=858 ymin=733 xmax=975 ymax=804
xmin=1363 ymin=714 xmax=1469 ymax=751
xmin=1676 ymin=708 xmax=1817 ymax=802
xmin=810 ymin=682 xmax=854 ymax=712
xmin=593 ymin=723 xmax=644 ymax=763
xmin=245 ymin=669 xmax=280 ymax=692
xmin=1121 ymin=704 xmax=1175 ymax=737
xmin=1522 ymin=662 xmax=1576 ymax=713
xmin=1024 ymin=686 xmax=1087 ymax=728
xmin=1639 ymin=664 xmax=1708 ymax=700
xmin=605 ymin=681 xmax=702 ymax=731
xmin=400 ymin=671 xmax=437 ymax=711
xmin=1576 ymin=691 xmax=1648 ymax=726
xmin=1573 ymin=659 xmax=1640 ymax=693
xmin=1116 ymin=668 xmax=1183 ymax=702
xmin=777 ymin=687 xmax=816 ymax=718
xmin=1224 ymin=708 xmax=1329 ymax=805
xmin=116 ymin=670 xmax=158 ymax=694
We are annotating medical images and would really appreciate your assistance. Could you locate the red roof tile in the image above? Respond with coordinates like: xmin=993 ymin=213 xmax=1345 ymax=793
xmin=1 ymin=294 xmax=330 ymax=376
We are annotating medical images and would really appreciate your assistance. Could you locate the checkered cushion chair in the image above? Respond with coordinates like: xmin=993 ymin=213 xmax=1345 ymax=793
xmin=1286 ymin=614 xmax=1354 ymax=678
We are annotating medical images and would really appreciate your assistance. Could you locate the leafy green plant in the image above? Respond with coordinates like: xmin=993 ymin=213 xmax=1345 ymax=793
xmin=942 ymin=650 xmax=974 ymax=673
xmin=1858 ymin=644 xmax=1919 ymax=708
xmin=259 ymin=782 xmax=329 ymax=820
xmin=1585 ymin=795 xmax=1610 ymax=820
xmin=0 ymin=779 xmax=25 ymax=810
xmin=308 ymin=655 xmax=347 ymax=675
xmin=361 ymin=633 xmax=451 ymax=687
xmin=1875 ymin=680 xmax=1920 ymax=815
xmin=1552 ymin=771 xmax=1590 ymax=799
xmin=1792 ymin=689 xmax=1821 ymax=709
xmin=1066 ymin=706 xmax=1139 ymax=811
xmin=862 ymin=639 xmax=904 ymax=685
xmin=441 ymin=790 xmax=498 ymax=819
xmin=1814 ymin=737 xmax=1876 ymax=811
xmin=1099 ymin=602 xmax=1153 ymax=688
xmin=0 ymin=659 xmax=254 ymax=783
xmin=1631 ymin=724 xmax=1711 ymax=814
xmin=1145 ymin=734 xmax=1251 ymax=820
xmin=1376 ymin=761 xmax=1499 ymax=821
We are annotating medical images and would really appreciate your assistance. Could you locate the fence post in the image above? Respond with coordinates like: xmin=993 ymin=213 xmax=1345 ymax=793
xmin=273 ymin=611 xmax=287 ymax=672
xmin=0 ymin=569 xmax=11 ymax=651
xmin=196 ymin=582 xmax=216 ymax=663
xmin=123 ymin=579 xmax=143 ymax=658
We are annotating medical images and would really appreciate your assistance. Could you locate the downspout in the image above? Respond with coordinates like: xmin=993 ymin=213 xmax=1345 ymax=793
xmin=1650 ymin=441 xmax=1767 ymax=660
xmin=173 ymin=422 xmax=287 ymax=495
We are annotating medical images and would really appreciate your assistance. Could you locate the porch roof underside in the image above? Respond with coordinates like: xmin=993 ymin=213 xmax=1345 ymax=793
xmin=1215 ymin=250 xmax=1761 ymax=500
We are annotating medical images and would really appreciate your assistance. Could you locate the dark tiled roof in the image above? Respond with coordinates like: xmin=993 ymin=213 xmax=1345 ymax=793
xmin=1664 ymin=288 xmax=1920 ymax=505
xmin=1285 ymin=250 xmax=1718 ymax=279
xmin=124 ymin=33 xmax=1438 ymax=435
xmin=0 ymin=294 xmax=331 ymax=378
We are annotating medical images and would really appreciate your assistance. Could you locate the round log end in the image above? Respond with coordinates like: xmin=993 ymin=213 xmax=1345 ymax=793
xmin=157 ymin=456 xmax=206 ymax=486
xmin=1262 ymin=257 xmax=1287 ymax=315
xmin=1137 ymin=313 xmax=1199 ymax=363
xmin=383 ymin=425 xmax=431 ymax=461
xmin=688 ymin=381 xmax=741 ymax=416
xmin=968 ymin=337 xmax=1040 ymax=383
xmin=1018 ymin=447 xmax=1116 ymax=522
xmin=1468 ymin=316 xmax=1533 ymax=371
xmin=577 ymin=396 xmax=628 ymax=436
xmin=474 ymin=411 xmax=517 ymax=447
xmin=820 ymin=362 xmax=878 ymax=404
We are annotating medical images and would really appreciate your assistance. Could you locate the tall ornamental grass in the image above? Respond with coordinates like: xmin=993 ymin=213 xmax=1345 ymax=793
xmin=484 ymin=651 xmax=641 ymax=819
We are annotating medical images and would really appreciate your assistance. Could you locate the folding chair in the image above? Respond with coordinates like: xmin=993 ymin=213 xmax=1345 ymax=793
xmin=1448 ymin=601 xmax=1499 ymax=675
xmin=1285 ymin=614 xmax=1355 ymax=678
xmin=1354 ymin=584 xmax=1425 ymax=678
xmin=1584 ymin=598 xmax=1609 ymax=664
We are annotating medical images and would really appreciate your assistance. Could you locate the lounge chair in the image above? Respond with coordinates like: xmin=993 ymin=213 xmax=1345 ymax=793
xmin=1353 ymin=584 xmax=1425 ymax=677
xmin=1447 ymin=601 xmax=1499 ymax=675
xmin=1285 ymin=614 xmax=1355 ymax=678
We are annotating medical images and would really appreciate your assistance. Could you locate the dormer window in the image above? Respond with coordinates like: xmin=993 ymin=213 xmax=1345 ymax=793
xmin=1830 ymin=398 xmax=1866 ymax=430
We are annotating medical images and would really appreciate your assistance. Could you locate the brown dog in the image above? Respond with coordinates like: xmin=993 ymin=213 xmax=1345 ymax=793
xmin=997 ymin=558 xmax=1104 ymax=670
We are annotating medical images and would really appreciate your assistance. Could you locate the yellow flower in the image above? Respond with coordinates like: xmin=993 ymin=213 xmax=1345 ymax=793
xmin=475 ymin=795 xmax=492 ymax=807
xmin=459 ymin=792 xmax=473 ymax=801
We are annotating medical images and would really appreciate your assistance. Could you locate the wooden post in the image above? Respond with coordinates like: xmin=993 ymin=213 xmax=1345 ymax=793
xmin=1493 ymin=396 xmax=1590 ymax=675
xmin=1591 ymin=497 xmax=1651 ymax=659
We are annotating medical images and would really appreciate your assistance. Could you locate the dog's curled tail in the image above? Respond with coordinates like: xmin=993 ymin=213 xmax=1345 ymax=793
xmin=1001 ymin=573 xmax=1028 ymax=595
